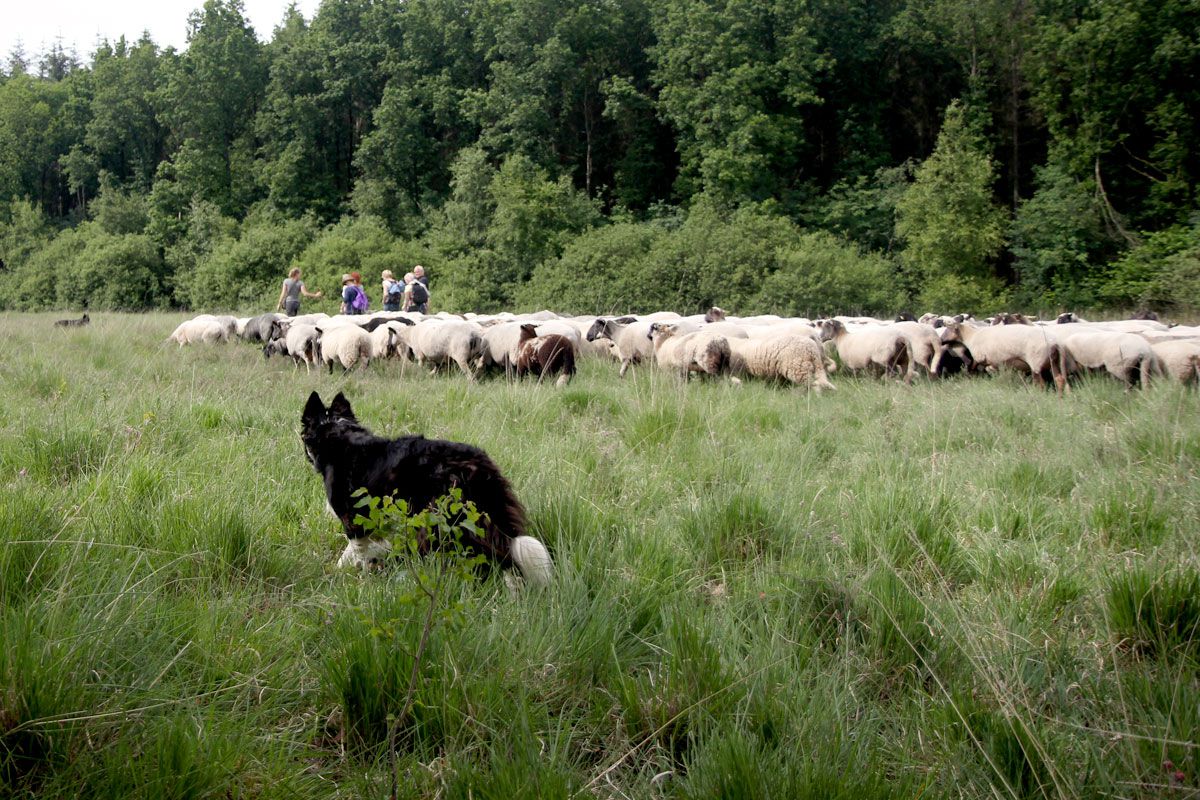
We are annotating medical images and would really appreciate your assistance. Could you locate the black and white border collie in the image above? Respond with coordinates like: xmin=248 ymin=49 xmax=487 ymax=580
xmin=300 ymin=391 xmax=553 ymax=585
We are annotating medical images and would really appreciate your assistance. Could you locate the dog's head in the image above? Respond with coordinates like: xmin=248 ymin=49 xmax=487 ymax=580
xmin=300 ymin=391 xmax=360 ymax=469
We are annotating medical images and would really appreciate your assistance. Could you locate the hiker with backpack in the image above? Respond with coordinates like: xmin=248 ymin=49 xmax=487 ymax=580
xmin=341 ymin=272 xmax=370 ymax=315
xmin=402 ymin=271 xmax=429 ymax=314
xmin=382 ymin=270 xmax=404 ymax=312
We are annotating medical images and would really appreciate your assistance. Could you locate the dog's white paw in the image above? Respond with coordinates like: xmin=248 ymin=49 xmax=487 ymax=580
xmin=337 ymin=537 xmax=392 ymax=571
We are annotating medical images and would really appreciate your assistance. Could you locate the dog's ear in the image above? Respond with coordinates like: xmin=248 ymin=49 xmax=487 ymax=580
xmin=302 ymin=391 xmax=325 ymax=427
xmin=329 ymin=392 xmax=355 ymax=420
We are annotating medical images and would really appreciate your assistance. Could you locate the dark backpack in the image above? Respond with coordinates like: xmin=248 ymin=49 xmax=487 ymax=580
xmin=386 ymin=281 xmax=404 ymax=300
xmin=409 ymin=281 xmax=428 ymax=305
xmin=351 ymin=286 xmax=369 ymax=312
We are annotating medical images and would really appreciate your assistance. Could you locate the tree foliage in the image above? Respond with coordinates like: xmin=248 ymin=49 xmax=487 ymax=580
xmin=0 ymin=0 xmax=1197 ymax=313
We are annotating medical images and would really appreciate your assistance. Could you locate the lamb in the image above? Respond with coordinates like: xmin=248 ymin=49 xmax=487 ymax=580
xmin=401 ymin=320 xmax=484 ymax=380
xmin=514 ymin=324 xmax=577 ymax=387
xmin=586 ymin=317 xmax=657 ymax=377
xmin=314 ymin=325 xmax=372 ymax=373
xmin=1059 ymin=329 xmax=1162 ymax=389
xmin=1150 ymin=340 xmax=1200 ymax=385
xmin=648 ymin=322 xmax=731 ymax=379
xmin=939 ymin=321 xmax=1069 ymax=395
xmin=818 ymin=319 xmax=914 ymax=383
xmin=727 ymin=334 xmax=836 ymax=391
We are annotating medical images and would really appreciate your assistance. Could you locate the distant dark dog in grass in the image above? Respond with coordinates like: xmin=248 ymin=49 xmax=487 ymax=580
xmin=300 ymin=391 xmax=553 ymax=584
xmin=54 ymin=313 xmax=89 ymax=328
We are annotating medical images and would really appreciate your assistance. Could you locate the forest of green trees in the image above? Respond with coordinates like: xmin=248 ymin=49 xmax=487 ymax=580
xmin=0 ymin=0 xmax=1197 ymax=316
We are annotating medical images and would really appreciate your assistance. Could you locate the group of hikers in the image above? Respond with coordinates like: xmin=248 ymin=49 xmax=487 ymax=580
xmin=276 ymin=266 xmax=430 ymax=317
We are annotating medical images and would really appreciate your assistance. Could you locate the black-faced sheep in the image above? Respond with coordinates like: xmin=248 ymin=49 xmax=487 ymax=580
xmin=940 ymin=321 xmax=1069 ymax=395
xmin=586 ymin=317 xmax=655 ymax=377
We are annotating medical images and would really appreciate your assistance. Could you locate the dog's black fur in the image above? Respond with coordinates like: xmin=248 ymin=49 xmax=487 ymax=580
xmin=301 ymin=391 xmax=528 ymax=572
xmin=54 ymin=313 xmax=89 ymax=328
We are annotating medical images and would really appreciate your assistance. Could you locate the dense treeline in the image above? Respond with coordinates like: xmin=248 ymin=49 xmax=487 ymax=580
xmin=0 ymin=0 xmax=1197 ymax=315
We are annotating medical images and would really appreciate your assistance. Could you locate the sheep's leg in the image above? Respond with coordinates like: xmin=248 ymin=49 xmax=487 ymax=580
xmin=619 ymin=358 xmax=630 ymax=378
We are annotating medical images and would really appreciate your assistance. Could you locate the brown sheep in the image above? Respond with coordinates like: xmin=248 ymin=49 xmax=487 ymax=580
xmin=515 ymin=324 xmax=577 ymax=387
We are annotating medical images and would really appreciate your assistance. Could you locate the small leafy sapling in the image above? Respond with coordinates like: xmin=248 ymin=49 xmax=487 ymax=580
xmin=349 ymin=487 xmax=486 ymax=798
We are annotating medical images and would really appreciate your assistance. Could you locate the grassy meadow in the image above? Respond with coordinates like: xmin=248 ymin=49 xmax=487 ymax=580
xmin=1 ymin=312 xmax=1198 ymax=799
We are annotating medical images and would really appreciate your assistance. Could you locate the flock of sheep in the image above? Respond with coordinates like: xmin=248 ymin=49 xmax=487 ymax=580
xmin=167 ymin=307 xmax=1200 ymax=392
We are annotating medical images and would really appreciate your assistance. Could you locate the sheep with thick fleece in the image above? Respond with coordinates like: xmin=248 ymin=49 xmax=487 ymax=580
xmin=400 ymin=320 xmax=484 ymax=380
xmin=314 ymin=325 xmax=372 ymax=373
xmin=819 ymin=319 xmax=914 ymax=383
xmin=940 ymin=322 xmax=1068 ymax=395
xmin=1150 ymin=340 xmax=1200 ymax=385
xmin=168 ymin=317 xmax=229 ymax=346
xmin=366 ymin=322 xmax=408 ymax=361
xmin=1060 ymin=329 xmax=1162 ymax=388
xmin=586 ymin=317 xmax=656 ymax=377
xmin=648 ymin=322 xmax=730 ymax=379
xmin=727 ymin=334 xmax=836 ymax=391
xmin=745 ymin=321 xmax=821 ymax=342
xmin=477 ymin=319 xmax=575 ymax=375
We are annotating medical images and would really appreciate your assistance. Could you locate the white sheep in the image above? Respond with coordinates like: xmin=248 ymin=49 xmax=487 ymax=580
xmin=1150 ymin=340 xmax=1200 ymax=385
xmin=819 ymin=319 xmax=914 ymax=383
xmin=940 ymin=321 xmax=1068 ymax=395
xmin=264 ymin=323 xmax=320 ymax=371
xmin=727 ymin=334 xmax=836 ymax=391
xmin=648 ymin=322 xmax=731 ymax=379
xmin=314 ymin=325 xmax=372 ymax=373
xmin=366 ymin=322 xmax=408 ymax=361
xmin=890 ymin=321 xmax=945 ymax=377
xmin=1060 ymin=329 xmax=1162 ymax=388
xmin=400 ymin=320 xmax=484 ymax=380
xmin=585 ymin=317 xmax=657 ymax=377
xmin=168 ymin=317 xmax=229 ymax=346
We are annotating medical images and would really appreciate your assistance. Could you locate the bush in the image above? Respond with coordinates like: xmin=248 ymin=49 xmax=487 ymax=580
xmin=1099 ymin=222 xmax=1200 ymax=313
xmin=178 ymin=211 xmax=319 ymax=310
xmin=517 ymin=221 xmax=665 ymax=314
xmin=757 ymin=231 xmax=903 ymax=317
xmin=292 ymin=216 xmax=402 ymax=305
xmin=916 ymin=273 xmax=1010 ymax=315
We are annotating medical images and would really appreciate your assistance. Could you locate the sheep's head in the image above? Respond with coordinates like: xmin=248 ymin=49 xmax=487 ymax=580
xmin=940 ymin=322 xmax=963 ymax=343
xmin=1056 ymin=312 xmax=1078 ymax=324
xmin=704 ymin=306 xmax=726 ymax=323
xmin=585 ymin=318 xmax=607 ymax=341
xmin=648 ymin=322 xmax=678 ymax=342
xmin=817 ymin=319 xmax=844 ymax=341
xmin=518 ymin=323 xmax=539 ymax=343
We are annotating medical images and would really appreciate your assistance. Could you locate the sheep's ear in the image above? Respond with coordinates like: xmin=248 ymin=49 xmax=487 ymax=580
xmin=329 ymin=392 xmax=355 ymax=420
xmin=302 ymin=391 xmax=325 ymax=427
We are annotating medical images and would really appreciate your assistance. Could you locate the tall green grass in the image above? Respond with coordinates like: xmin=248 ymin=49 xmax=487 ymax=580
xmin=0 ymin=312 xmax=1197 ymax=798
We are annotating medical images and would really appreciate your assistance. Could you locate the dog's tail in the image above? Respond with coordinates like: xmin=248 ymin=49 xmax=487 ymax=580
xmin=510 ymin=535 xmax=554 ymax=586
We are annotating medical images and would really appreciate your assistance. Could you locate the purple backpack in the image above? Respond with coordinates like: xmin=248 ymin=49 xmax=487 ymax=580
xmin=351 ymin=286 xmax=369 ymax=312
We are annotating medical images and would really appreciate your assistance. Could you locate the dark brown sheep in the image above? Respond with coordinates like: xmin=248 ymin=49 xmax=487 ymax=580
xmin=515 ymin=324 xmax=577 ymax=387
